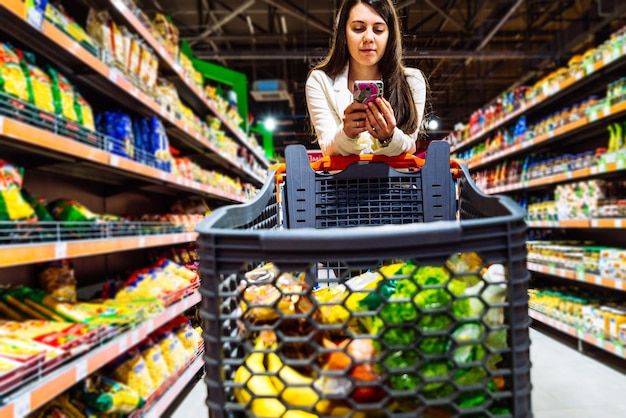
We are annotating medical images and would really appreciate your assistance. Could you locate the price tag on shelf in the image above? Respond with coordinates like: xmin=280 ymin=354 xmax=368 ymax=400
xmin=594 ymin=276 xmax=602 ymax=286
xmin=549 ymin=265 xmax=556 ymax=276
xmin=13 ymin=393 xmax=31 ymax=418
xmin=615 ymin=342 xmax=625 ymax=358
xmin=75 ymin=360 xmax=88 ymax=381
xmin=616 ymin=219 xmax=624 ymax=229
xmin=576 ymin=327 xmax=584 ymax=339
xmin=139 ymin=237 xmax=146 ymax=248
xmin=55 ymin=242 xmax=67 ymax=259
xmin=598 ymin=162 xmax=607 ymax=173
xmin=617 ymin=280 xmax=625 ymax=291
xmin=146 ymin=319 xmax=154 ymax=331
xmin=589 ymin=110 xmax=598 ymax=123
xmin=576 ymin=268 xmax=586 ymax=282
xmin=25 ymin=0 xmax=48 ymax=31
xmin=0 ymin=116 xmax=4 ymax=133
xmin=617 ymin=158 xmax=625 ymax=171
xmin=111 ymin=155 xmax=120 ymax=167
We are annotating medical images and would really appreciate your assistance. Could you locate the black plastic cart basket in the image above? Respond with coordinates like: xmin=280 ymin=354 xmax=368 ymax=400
xmin=196 ymin=141 xmax=531 ymax=418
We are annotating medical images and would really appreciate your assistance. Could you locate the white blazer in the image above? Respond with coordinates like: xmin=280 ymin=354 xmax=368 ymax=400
xmin=305 ymin=65 xmax=427 ymax=156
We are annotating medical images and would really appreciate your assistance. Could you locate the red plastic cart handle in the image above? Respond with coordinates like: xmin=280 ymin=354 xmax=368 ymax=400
xmin=311 ymin=153 xmax=464 ymax=177
xmin=270 ymin=153 xmax=464 ymax=184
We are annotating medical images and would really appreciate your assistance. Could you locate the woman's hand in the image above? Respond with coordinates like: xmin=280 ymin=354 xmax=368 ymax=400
xmin=342 ymin=102 xmax=368 ymax=138
xmin=365 ymin=97 xmax=396 ymax=140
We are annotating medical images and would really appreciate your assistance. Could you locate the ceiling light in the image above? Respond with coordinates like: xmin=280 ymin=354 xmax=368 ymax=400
xmin=264 ymin=117 xmax=277 ymax=131
xmin=428 ymin=117 xmax=440 ymax=130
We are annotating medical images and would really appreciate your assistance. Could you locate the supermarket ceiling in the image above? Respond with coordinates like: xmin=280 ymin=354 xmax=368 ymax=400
xmin=140 ymin=0 xmax=626 ymax=152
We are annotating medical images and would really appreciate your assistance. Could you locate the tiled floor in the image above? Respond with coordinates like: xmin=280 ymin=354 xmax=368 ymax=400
xmin=168 ymin=328 xmax=626 ymax=417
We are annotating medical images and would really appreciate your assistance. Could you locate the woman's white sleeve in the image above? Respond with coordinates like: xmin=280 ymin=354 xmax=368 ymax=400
xmin=305 ymin=74 xmax=366 ymax=156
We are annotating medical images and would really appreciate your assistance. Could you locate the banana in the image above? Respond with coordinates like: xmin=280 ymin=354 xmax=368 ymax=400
xmin=233 ymin=340 xmax=287 ymax=417
xmin=266 ymin=351 xmax=319 ymax=408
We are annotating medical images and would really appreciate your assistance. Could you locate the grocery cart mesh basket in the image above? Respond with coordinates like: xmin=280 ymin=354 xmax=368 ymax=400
xmin=197 ymin=142 xmax=531 ymax=418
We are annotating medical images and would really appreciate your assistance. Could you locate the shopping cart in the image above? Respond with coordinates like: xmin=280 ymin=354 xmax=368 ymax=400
xmin=197 ymin=141 xmax=531 ymax=418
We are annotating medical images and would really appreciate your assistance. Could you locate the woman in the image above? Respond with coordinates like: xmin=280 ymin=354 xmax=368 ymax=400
xmin=305 ymin=0 xmax=428 ymax=156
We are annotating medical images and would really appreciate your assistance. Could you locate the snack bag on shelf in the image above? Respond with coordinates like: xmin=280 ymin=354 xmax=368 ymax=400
xmin=86 ymin=8 xmax=113 ymax=53
xmin=98 ymin=111 xmax=135 ymax=159
xmin=152 ymin=328 xmax=186 ymax=373
xmin=47 ymin=67 xmax=79 ymax=122
xmin=0 ymin=161 xmax=36 ymax=221
xmin=127 ymin=36 xmax=142 ymax=80
xmin=109 ymin=350 xmax=155 ymax=400
xmin=170 ymin=316 xmax=203 ymax=355
xmin=45 ymin=3 xmax=99 ymax=54
xmin=153 ymin=13 xmax=179 ymax=56
xmin=149 ymin=116 xmax=172 ymax=172
xmin=21 ymin=189 xmax=54 ymax=222
xmin=47 ymin=199 xmax=100 ymax=223
xmin=109 ymin=20 xmax=127 ymax=69
xmin=74 ymin=91 xmax=96 ymax=132
xmin=15 ymin=49 xmax=55 ymax=115
xmin=138 ymin=340 xmax=168 ymax=389
xmin=0 ymin=42 xmax=30 ymax=103
xmin=77 ymin=374 xmax=144 ymax=414
xmin=155 ymin=258 xmax=198 ymax=282
xmin=39 ymin=259 xmax=77 ymax=303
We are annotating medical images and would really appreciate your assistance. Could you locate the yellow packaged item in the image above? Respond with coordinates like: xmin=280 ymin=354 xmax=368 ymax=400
xmin=19 ymin=57 xmax=55 ymax=114
xmin=154 ymin=330 xmax=186 ymax=373
xmin=74 ymin=91 xmax=95 ymax=131
xmin=86 ymin=8 xmax=113 ymax=52
xmin=48 ymin=67 xmax=78 ymax=122
xmin=38 ymin=259 xmax=77 ymax=303
xmin=128 ymin=36 xmax=142 ymax=78
xmin=79 ymin=374 xmax=144 ymax=414
xmin=110 ymin=350 xmax=155 ymax=399
xmin=139 ymin=341 xmax=168 ymax=389
xmin=0 ymin=42 xmax=30 ymax=102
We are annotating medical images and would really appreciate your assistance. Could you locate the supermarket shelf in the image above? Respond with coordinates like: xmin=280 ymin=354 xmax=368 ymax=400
xmin=469 ymin=99 xmax=626 ymax=171
xmin=450 ymin=51 xmax=626 ymax=154
xmin=139 ymin=353 xmax=204 ymax=418
xmin=527 ymin=262 xmax=626 ymax=292
xmin=0 ymin=0 xmax=265 ymax=186
xmin=486 ymin=153 xmax=626 ymax=195
xmin=529 ymin=309 xmax=626 ymax=359
xmin=107 ymin=0 xmax=270 ymax=169
xmin=0 ymin=115 xmax=246 ymax=203
xmin=527 ymin=218 xmax=625 ymax=229
xmin=0 ymin=292 xmax=202 ymax=417
xmin=0 ymin=232 xmax=198 ymax=268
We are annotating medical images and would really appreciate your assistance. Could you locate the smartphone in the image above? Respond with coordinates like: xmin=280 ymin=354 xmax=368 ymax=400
xmin=353 ymin=80 xmax=384 ymax=105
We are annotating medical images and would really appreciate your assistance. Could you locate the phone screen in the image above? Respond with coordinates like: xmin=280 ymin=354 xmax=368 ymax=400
xmin=353 ymin=80 xmax=384 ymax=104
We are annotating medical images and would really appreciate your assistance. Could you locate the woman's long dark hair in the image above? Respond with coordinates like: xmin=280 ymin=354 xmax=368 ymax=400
xmin=310 ymin=0 xmax=422 ymax=135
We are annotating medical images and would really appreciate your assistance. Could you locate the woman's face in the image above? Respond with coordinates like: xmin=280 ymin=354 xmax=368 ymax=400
xmin=346 ymin=3 xmax=389 ymax=69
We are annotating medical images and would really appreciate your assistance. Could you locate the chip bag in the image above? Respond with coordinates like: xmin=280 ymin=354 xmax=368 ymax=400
xmin=48 ymin=66 xmax=79 ymax=122
xmin=138 ymin=340 xmax=168 ymax=389
xmin=109 ymin=350 xmax=155 ymax=399
xmin=0 ymin=161 xmax=36 ymax=221
xmin=38 ymin=259 xmax=77 ymax=303
xmin=0 ymin=42 xmax=30 ymax=103
xmin=78 ymin=374 xmax=144 ymax=414
xmin=16 ymin=50 xmax=55 ymax=114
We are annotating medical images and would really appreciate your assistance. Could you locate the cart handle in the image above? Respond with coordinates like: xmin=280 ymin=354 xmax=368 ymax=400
xmin=269 ymin=153 xmax=464 ymax=183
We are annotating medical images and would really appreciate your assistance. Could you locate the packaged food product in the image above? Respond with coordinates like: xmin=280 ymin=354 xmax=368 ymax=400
xmin=74 ymin=91 xmax=95 ymax=131
xmin=48 ymin=66 xmax=79 ymax=122
xmin=173 ymin=320 xmax=203 ymax=355
xmin=0 ymin=42 xmax=30 ymax=102
xmin=152 ymin=330 xmax=186 ymax=373
xmin=16 ymin=50 xmax=55 ymax=114
xmin=78 ymin=374 xmax=144 ymax=414
xmin=109 ymin=350 xmax=155 ymax=399
xmin=21 ymin=189 xmax=54 ymax=221
xmin=86 ymin=8 xmax=113 ymax=52
xmin=47 ymin=199 xmax=100 ymax=223
xmin=0 ymin=161 xmax=36 ymax=221
xmin=39 ymin=260 xmax=77 ymax=303
xmin=138 ymin=341 xmax=168 ymax=389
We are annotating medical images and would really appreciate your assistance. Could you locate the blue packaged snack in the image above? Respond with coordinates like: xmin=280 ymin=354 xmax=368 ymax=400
xmin=101 ymin=111 xmax=134 ymax=159
xmin=149 ymin=116 xmax=171 ymax=172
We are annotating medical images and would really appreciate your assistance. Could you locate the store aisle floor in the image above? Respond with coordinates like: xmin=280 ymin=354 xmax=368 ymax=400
xmin=168 ymin=328 xmax=626 ymax=418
